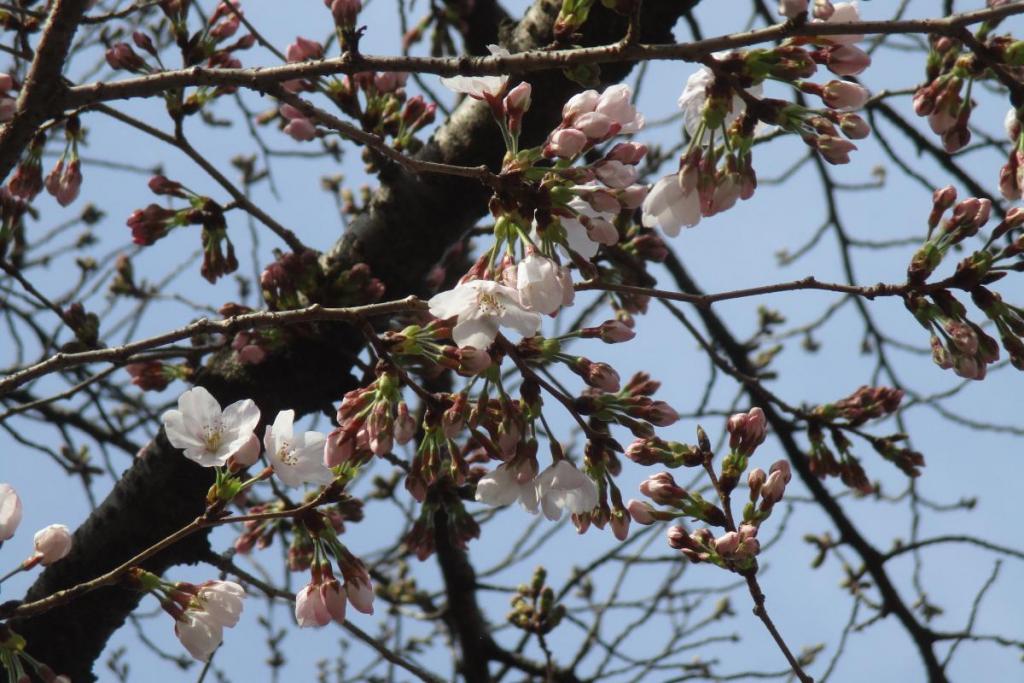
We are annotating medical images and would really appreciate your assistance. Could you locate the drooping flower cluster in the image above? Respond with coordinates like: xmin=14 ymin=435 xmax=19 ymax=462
xmin=643 ymin=4 xmax=872 ymax=235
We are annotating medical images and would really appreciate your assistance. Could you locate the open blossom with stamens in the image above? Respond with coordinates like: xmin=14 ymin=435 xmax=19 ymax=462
xmin=175 ymin=581 xmax=245 ymax=661
xmin=162 ymin=386 xmax=261 ymax=467
xmin=0 ymin=483 xmax=21 ymax=541
xmin=428 ymin=279 xmax=541 ymax=349
xmin=265 ymin=410 xmax=334 ymax=487
xmin=439 ymin=45 xmax=510 ymax=100
xmin=535 ymin=460 xmax=598 ymax=521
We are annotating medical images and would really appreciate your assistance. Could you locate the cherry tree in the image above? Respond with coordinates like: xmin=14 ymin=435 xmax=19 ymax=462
xmin=0 ymin=0 xmax=1023 ymax=681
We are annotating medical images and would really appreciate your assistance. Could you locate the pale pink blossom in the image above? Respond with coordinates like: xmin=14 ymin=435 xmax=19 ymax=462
xmin=439 ymin=45 xmax=510 ymax=100
xmin=295 ymin=583 xmax=331 ymax=627
xmin=822 ymin=80 xmax=869 ymax=110
xmin=678 ymin=61 xmax=764 ymax=136
xmin=595 ymin=83 xmax=644 ymax=133
xmin=778 ymin=0 xmax=808 ymax=17
xmin=197 ymin=581 xmax=245 ymax=628
xmin=175 ymin=609 xmax=223 ymax=661
xmin=286 ymin=36 xmax=323 ymax=62
xmin=32 ymin=524 xmax=72 ymax=565
xmin=627 ymin=499 xmax=656 ymax=524
xmin=517 ymin=252 xmax=568 ymax=315
xmin=535 ymin=460 xmax=598 ymax=521
xmin=265 ymin=410 xmax=334 ymax=487
xmin=641 ymin=172 xmax=701 ymax=236
xmin=345 ymin=575 xmax=375 ymax=614
xmin=814 ymin=1 xmax=863 ymax=45
xmin=594 ymin=160 xmax=638 ymax=189
xmin=546 ymin=128 xmax=588 ymax=158
xmin=0 ymin=483 xmax=21 ymax=541
xmin=162 ymin=386 xmax=260 ymax=467
xmin=428 ymin=279 xmax=542 ymax=349
xmin=573 ymin=111 xmax=615 ymax=139
xmin=562 ymin=89 xmax=599 ymax=121
xmin=475 ymin=464 xmax=539 ymax=512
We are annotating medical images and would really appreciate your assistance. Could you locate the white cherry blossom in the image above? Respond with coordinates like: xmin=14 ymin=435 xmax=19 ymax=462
xmin=0 ymin=483 xmax=21 ymax=541
xmin=428 ymin=279 xmax=541 ymax=349
xmin=595 ymin=84 xmax=644 ymax=134
xmin=815 ymin=1 xmax=863 ymax=45
xmin=162 ymin=386 xmax=260 ymax=467
xmin=641 ymin=171 xmax=701 ymax=236
xmin=265 ymin=410 xmax=334 ymax=487
xmin=175 ymin=609 xmax=223 ymax=661
xmin=560 ymin=197 xmax=618 ymax=258
xmin=517 ymin=252 xmax=569 ymax=315
xmin=535 ymin=460 xmax=598 ymax=521
xmin=678 ymin=59 xmax=764 ymax=137
xmin=197 ymin=580 xmax=245 ymax=628
xmin=475 ymin=464 xmax=540 ymax=512
xmin=440 ymin=45 xmax=510 ymax=100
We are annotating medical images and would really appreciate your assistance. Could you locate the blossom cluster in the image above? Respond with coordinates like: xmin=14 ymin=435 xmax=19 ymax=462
xmin=643 ymin=2 xmax=872 ymax=235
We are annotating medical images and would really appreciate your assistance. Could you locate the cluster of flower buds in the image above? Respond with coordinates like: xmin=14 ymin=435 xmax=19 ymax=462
xmin=813 ymin=385 xmax=904 ymax=427
xmin=642 ymin=12 xmax=870 ymax=236
xmin=324 ymin=365 xmax=414 ymax=467
xmin=743 ymin=460 xmax=791 ymax=525
xmin=906 ymin=290 xmax=1000 ymax=381
xmin=666 ymin=523 xmax=760 ymax=569
xmin=912 ymin=35 xmax=978 ymax=153
xmin=543 ymin=85 xmax=644 ymax=161
xmin=805 ymin=422 xmax=871 ymax=491
xmin=971 ymin=286 xmax=1024 ymax=371
xmin=403 ymin=488 xmax=481 ymax=560
xmin=295 ymin=542 xmax=374 ymax=629
xmin=125 ymin=569 xmax=245 ymax=662
xmin=574 ymin=371 xmax=679 ymax=438
xmin=630 ymin=472 xmax=727 ymax=527
xmin=10 ymin=117 xmax=84 ymax=207
xmin=508 ymin=566 xmax=566 ymax=635
xmin=908 ymin=187 xmax=993 ymax=285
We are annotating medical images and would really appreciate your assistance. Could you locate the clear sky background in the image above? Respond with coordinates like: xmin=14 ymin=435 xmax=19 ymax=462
xmin=2 ymin=1 xmax=1023 ymax=681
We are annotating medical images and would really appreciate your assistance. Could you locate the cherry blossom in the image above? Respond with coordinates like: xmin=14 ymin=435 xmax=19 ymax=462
xmin=197 ymin=580 xmax=246 ymax=628
xmin=475 ymin=464 xmax=540 ymax=512
xmin=535 ymin=460 xmax=598 ymax=521
xmin=295 ymin=579 xmax=346 ymax=627
xmin=641 ymin=170 xmax=701 ymax=236
xmin=32 ymin=524 xmax=73 ymax=565
xmin=0 ymin=483 xmax=21 ymax=541
xmin=560 ymin=197 xmax=617 ymax=257
xmin=346 ymin=575 xmax=376 ymax=615
xmin=162 ymin=386 xmax=261 ymax=468
xmin=439 ymin=45 xmax=510 ymax=100
xmin=517 ymin=252 xmax=570 ymax=315
xmin=265 ymin=410 xmax=334 ymax=487
xmin=814 ymin=1 xmax=863 ymax=45
xmin=428 ymin=279 xmax=542 ymax=349
xmin=175 ymin=609 xmax=223 ymax=661
xmin=678 ymin=61 xmax=763 ymax=136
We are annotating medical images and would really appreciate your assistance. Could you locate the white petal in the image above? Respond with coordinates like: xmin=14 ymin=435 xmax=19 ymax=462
xmin=222 ymin=399 xmax=260 ymax=439
xmin=453 ymin=315 xmax=500 ymax=350
xmin=428 ymin=284 xmax=477 ymax=320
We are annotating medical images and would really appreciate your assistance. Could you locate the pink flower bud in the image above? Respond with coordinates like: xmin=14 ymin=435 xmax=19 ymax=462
xmin=573 ymin=112 xmax=616 ymax=139
xmin=394 ymin=402 xmax=417 ymax=444
xmin=769 ymin=459 xmax=792 ymax=483
xmin=714 ymin=531 xmax=740 ymax=556
xmin=639 ymin=472 xmax=685 ymax=505
xmin=562 ymin=89 xmax=599 ymax=121
xmin=824 ymin=45 xmax=870 ymax=76
xmin=610 ymin=509 xmax=630 ymax=540
xmin=627 ymin=499 xmax=656 ymax=524
xmin=605 ymin=142 xmax=647 ymax=165
xmin=839 ymin=113 xmax=870 ymax=139
xmin=32 ymin=524 xmax=73 ymax=565
xmin=618 ymin=184 xmax=648 ymax=209
xmin=284 ymin=117 xmax=317 ymax=141
xmin=822 ymin=80 xmax=869 ymax=110
xmin=816 ymin=135 xmax=856 ymax=164
xmin=374 ymin=71 xmax=408 ymax=93
xmin=748 ymin=467 xmax=766 ymax=500
xmin=726 ymin=407 xmax=768 ymax=456
xmin=457 ymin=346 xmax=492 ymax=375
xmin=760 ymin=470 xmax=787 ymax=505
xmin=545 ymin=128 xmax=587 ymax=158
xmin=286 ymin=36 xmax=324 ymax=62
xmin=666 ymin=525 xmax=688 ymax=549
